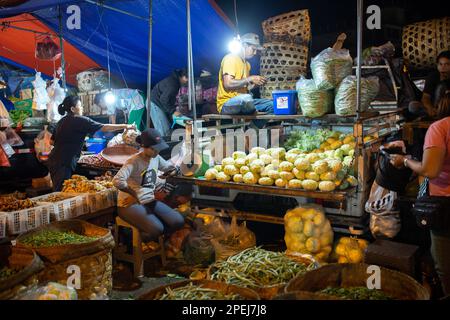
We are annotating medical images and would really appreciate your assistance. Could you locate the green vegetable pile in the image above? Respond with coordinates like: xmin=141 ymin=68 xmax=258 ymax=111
xmin=297 ymin=78 xmax=334 ymax=118
xmin=311 ymin=48 xmax=353 ymax=90
xmin=9 ymin=110 xmax=31 ymax=126
xmin=335 ymin=76 xmax=380 ymax=116
xmin=210 ymin=247 xmax=315 ymax=288
xmin=158 ymin=283 xmax=242 ymax=300
xmin=284 ymin=129 xmax=340 ymax=152
xmin=21 ymin=230 xmax=98 ymax=247
xmin=319 ymin=286 xmax=392 ymax=300
xmin=0 ymin=266 xmax=20 ymax=281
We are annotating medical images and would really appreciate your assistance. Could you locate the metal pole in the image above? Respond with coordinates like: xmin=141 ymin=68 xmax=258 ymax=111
xmin=0 ymin=23 xmax=52 ymax=36
xmin=356 ymin=0 xmax=363 ymax=118
xmin=58 ymin=6 xmax=67 ymax=89
xmin=84 ymin=0 xmax=149 ymax=21
xmin=146 ymin=0 xmax=153 ymax=128
xmin=187 ymin=0 xmax=197 ymax=136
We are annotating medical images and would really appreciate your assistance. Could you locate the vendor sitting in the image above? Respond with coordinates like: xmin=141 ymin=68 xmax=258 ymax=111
xmin=113 ymin=128 xmax=184 ymax=242
xmin=409 ymin=50 xmax=450 ymax=117
xmin=217 ymin=33 xmax=273 ymax=115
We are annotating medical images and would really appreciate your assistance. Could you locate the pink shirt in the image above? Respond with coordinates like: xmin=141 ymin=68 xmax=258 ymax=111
xmin=424 ymin=117 xmax=450 ymax=196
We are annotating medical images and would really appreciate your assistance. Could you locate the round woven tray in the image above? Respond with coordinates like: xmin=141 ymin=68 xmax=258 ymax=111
xmin=285 ymin=263 xmax=430 ymax=300
xmin=101 ymin=145 xmax=139 ymax=166
xmin=402 ymin=17 xmax=450 ymax=70
xmin=138 ymin=279 xmax=260 ymax=300
xmin=262 ymin=9 xmax=311 ymax=44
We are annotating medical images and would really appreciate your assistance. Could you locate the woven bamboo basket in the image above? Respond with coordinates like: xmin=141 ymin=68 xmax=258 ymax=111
xmin=260 ymin=80 xmax=299 ymax=99
xmin=260 ymin=43 xmax=309 ymax=71
xmin=16 ymin=220 xmax=115 ymax=299
xmin=138 ymin=279 xmax=260 ymax=300
xmin=0 ymin=246 xmax=44 ymax=300
xmin=262 ymin=10 xmax=311 ymax=45
xmin=402 ymin=17 xmax=450 ymax=70
xmin=273 ymin=291 xmax=341 ymax=300
xmin=207 ymin=254 xmax=317 ymax=300
xmin=285 ymin=263 xmax=430 ymax=300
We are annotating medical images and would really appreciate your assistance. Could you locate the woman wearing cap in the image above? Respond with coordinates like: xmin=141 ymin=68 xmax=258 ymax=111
xmin=113 ymin=128 xmax=184 ymax=242
xmin=48 ymin=95 xmax=134 ymax=191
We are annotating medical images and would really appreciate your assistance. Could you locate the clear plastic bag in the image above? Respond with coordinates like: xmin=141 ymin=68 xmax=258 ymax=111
xmin=32 ymin=72 xmax=50 ymax=110
xmin=296 ymin=78 xmax=334 ymax=118
xmin=183 ymin=231 xmax=216 ymax=266
xmin=5 ymin=127 xmax=23 ymax=147
xmin=35 ymin=36 xmax=61 ymax=61
xmin=365 ymin=181 xmax=400 ymax=239
xmin=335 ymin=76 xmax=380 ymax=116
xmin=311 ymin=48 xmax=353 ymax=90
xmin=34 ymin=126 xmax=53 ymax=161
xmin=47 ymin=78 xmax=65 ymax=122
xmin=15 ymin=282 xmax=77 ymax=300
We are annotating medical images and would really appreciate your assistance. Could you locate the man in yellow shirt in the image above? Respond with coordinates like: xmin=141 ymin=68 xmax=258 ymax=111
xmin=217 ymin=33 xmax=273 ymax=115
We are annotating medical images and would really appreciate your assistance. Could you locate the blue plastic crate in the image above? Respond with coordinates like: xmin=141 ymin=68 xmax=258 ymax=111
xmin=272 ymin=90 xmax=298 ymax=115
xmin=85 ymin=138 xmax=107 ymax=154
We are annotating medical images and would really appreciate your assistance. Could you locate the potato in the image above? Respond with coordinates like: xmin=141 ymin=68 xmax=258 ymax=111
xmin=306 ymin=237 xmax=321 ymax=253
xmin=233 ymin=174 xmax=244 ymax=183
xmin=313 ymin=213 xmax=326 ymax=227
xmin=258 ymin=177 xmax=274 ymax=186
xmin=270 ymin=147 xmax=286 ymax=160
xmin=279 ymin=161 xmax=294 ymax=172
xmin=288 ymin=179 xmax=303 ymax=189
xmin=303 ymin=220 xmax=314 ymax=237
xmin=285 ymin=216 xmax=303 ymax=233
xmin=259 ymin=154 xmax=272 ymax=165
xmin=205 ymin=168 xmax=218 ymax=180
xmin=279 ymin=171 xmax=295 ymax=181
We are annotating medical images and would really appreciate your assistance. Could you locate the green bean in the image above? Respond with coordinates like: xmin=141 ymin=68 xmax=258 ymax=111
xmin=319 ymin=287 xmax=393 ymax=300
xmin=21 ymin=230 xmax=98 ymax=247
xmin=0 ymin=267 xmax=20 ymax=281
xmin=158 ymin=283 xmax=243 ymax=300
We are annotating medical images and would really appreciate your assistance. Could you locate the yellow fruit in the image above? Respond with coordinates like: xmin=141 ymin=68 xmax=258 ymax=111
xmin=303 ymin=220 xmax=315 ymax=237
xmin=343 ymin=135 xmax=355 ymax=144
xmin=233 ymin=174 xmax=243 ymax=183
xmin=243 ymin=172 xmax=257 ymax=184
xmin=313 ymin=213 xmax=326 ymax=227
xmin=301 ymin=209 xmax=317 ymax=221
xmin=320 ymin=142 xmax=330 ymax=149
xmin=312 ymin=226 xmax=322 ymax=238
xmin=305 ymin=153 xmax=320 ymax=164
xmin=339 ymin=237 xmax=352 ymax=245
xmin=222 ymin=157 xmax=235 ymax=166
xmin=330 ymin=141 xmax=343 ymax=150
xmin=223 ymin=165 xmax=238 ymax=176
xmin=259 ymin=177 xmax=274 ymax=186
xmin=315 ymin=251 xmax=329 ymax=262
xmin=305 ymin=172 xmax=320 ymax=182
xmin=287 ymin=148 xmax=301 ymax=155
xmin=205 ymin=168 xmax=218 ymax=180
xmin=214 ymin=165 xmax=223 ymax=172
xmin=271 ymin=159 xmax=280 ymax=168
xmin=267 ymin=170 xmax=280 ymax=180
xmin=285 ymin=216 xmax=303 ymax=233
xmin=318 ymin=181 xmax=336 ymax=192
xmin=338 ymin=256 xmax=349 ymax=264
xmin=232 ymin=151 xmax=246 ymax=160
xmin=319 ymin=233 xmax=333 ymax=247
xmin=245 ymin=153 xmax=258 ymax=165
xmin=216 ymin=172 xmax=231 ymax=182
xmin=292 ymin=168 xmax=306 ymax=180
xmin=288 ymin=179 xmax=303 ymax=189
xmin=312 ymin=160 xmax=329 ymax=175
xmin=285 ymin=152 xmax=299 ymax=164
xmin=240 ymin=166 xmax=250 ymax=175
xmin=335 ymin=244 xmax=346 ymax=256
xmin=305 ymin=237 xmax=321 ymax=253
xmin=320 ymin=171 xmax=336 ymax=181
xmin=294 ymin=158 xmax=310 ymax=171
xmin=347 ymin=248 xmax=363 ymax=263
xmin=250 ymin=159 xmax=265 ymax=174
xmin=279 ymin=171 xmax=295 ymax=181
xmin=251 ymin=147 xmax=266 ymax=155
xmin=322 ymin=245 xmax=332 ymax=256
xmin=279 ymin=161 xmax=294 ymax=172
xmin=234 ymin=158 xmax=246 ymax=169
xmin=302 ymin=179 xmax=318 ymax=191
xmin=260 ymin=154 xmax=273 ymax=165
xmin=357 ymin=239 xmax=369 ymax=250
xmin=275 ymin=179 xmax=287 ymax=187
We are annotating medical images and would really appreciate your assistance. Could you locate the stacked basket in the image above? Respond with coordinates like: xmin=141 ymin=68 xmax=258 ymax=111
xmin=260 ymin=10 xmax=311 ymax=99
xmin=402 ymin=17 xmax=450 ymax=70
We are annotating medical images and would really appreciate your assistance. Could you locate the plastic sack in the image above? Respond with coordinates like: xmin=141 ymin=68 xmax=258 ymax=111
xmin=0 ymin=100 xmax=11 ymax=126
xmin=210 ymin=216 xmax=256 ymax=261
xmin=335 ymin=76 xmax=380 ymax=116
xmin=166 ymin=224 xmax=192 ymax=258
xmin=5 ymin=127 xmax=23 ymax=147
xmin=311 ymin=48 xmax=353 ymax=90
xmin=32 ymin=72 xmax=50 ymax=110
xmin=15 ymin=282 xmax=77 ymax=300
xmin=34 ymin=127 xmax=53 ymax=162
xmin=35 ymin=36 xmax=61 ymax=61
xmin=0 ymin=144 xmax=11 ymax=167
xmin=183 ymin=231 xmax=216 ymax=266
xmin=284 ymin=204 xmax=334 ymax=263
xmin=46 ymin=78 xmax=66 ymax=122
xmin=334 ymin=236 xmax=368 ymax=264
xmin=296 ymin=78 xmax=334 ymax=118
xmin=365 ymin=181 xmax=400 ymax=239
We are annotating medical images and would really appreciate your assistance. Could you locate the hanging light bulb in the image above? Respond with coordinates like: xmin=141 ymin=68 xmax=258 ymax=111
xmin=104 ymin=90 xmax=116 ymax=105
xmin=228 ymin=35 xmax=242 ymax=54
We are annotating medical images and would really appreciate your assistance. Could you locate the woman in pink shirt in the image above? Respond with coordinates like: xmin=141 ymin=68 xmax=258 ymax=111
xmin=391 ymin=90 xmax=450 ymax=296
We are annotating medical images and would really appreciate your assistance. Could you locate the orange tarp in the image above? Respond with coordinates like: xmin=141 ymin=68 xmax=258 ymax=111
xmin=0 ymin=13 xmax=99 ymax=85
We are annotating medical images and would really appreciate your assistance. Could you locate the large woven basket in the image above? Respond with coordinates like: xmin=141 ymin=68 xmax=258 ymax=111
xmin=402 ymin=17 xmax=450 ymax=70
xmin=138 ymin=279 xmax=260 ymax=300
xmin=0 ymin=246 xmax=44 ymax=300
xmin=260 ymin=43 xmax=309 ymax=73
xmin=285 ymin=263 xmax=430 ymax=300
xmin=262 ymin=10 xmax=311 ymax=45
xmin=16 ymin=220 xmax=115 ymax=300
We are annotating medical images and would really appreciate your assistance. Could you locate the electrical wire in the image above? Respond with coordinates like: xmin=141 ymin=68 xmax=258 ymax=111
xmin=233 ymin=0 xmax=239 ymax=33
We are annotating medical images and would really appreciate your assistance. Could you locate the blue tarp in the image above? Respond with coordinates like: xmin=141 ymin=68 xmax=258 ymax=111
xmin=0 ymin=0 xmax=234 ymax=89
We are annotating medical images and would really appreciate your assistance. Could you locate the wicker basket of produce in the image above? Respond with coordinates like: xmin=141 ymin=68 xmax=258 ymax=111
xmin=139 ymin=279 xmax=260 ymax=300
xmin=260 ymin=43 xmax=309 ymax=72
xmin=285 ymin=263 xmax=430 ymax=300
xmin=262 ymin=10 xmax=311 ymax=45
xmin=402 ymin=17 xmax=450 ymax=70
xmin=0 ymin=246 xmax=44 ymax=300
xmin=32 ymin=192 xmax=89 ymax=221
xmin=207 ymin=247 xmax=317 ymax=300
xmin=272 ymin=291 xmax=340 ymax=300
xmin=15 ymin=220 xmax=114 ymax=299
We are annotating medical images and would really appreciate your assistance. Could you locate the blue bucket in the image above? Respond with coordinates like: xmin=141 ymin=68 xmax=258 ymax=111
xmin=85 ymin=138 xmax=107 ymax=154
xmin=272 ymin=90 xmax=298 ymax=115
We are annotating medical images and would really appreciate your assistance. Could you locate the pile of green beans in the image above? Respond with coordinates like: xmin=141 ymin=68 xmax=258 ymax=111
xmin=0 ymin=267 xmax=20 ymax=281
xmin=158 ymin=283 xmax=242 ymax=300
xmin=21 ymin=230 xmax=97 ymax=247
xmin=210 ymin=247 xmax=315 ymax=288
xmin=319 ymin=287 xmax=393 ymax=300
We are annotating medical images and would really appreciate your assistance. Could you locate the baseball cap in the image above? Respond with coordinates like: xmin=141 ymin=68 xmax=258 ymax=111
xmin=240 ymin=33 xmax=264 ymax=51
xmin=136 ymin=128 xmax=169 ymax=152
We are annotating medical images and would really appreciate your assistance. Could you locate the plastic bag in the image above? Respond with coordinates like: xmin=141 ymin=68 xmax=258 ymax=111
xmin=5 ymin=127 xmax=23 ymax=147
xmin=210 ymin=216 xmax=256 ymax=261
xmin=311 ymin=48 xmax=353 ymax=90
xmin=34 ymin=126 xmax=53 ymax=161
xmin=335 ymin=76 xmax=380 ymax=116
xmin=166 ymin=224 xmax=192 ymax=258
xmin=284 ymin=204 xmax=334 ymax=263
xmin=0 ymin=100 xmax=11 ymax=126
xmin=334 ymin=236 xmax=368 ymax=263
xmin=365 ymin=181 xmax=400 ymax=239
xmin=183 ymin=231 xmax=216 ymax=266
xmin=35 ymin=36 xmax=61 ymax=61
xmin=0 ymin=144 xmax=11 ymax=167
xmin=15 ymin=282 xmax=77 ymax=300
xmin=32 ymin=72 xmax=50 ymax=110
xmin=47 ymin=78 xmax=66 ymax=122
xmin=296 ymin=78 xmax=334 ymax=118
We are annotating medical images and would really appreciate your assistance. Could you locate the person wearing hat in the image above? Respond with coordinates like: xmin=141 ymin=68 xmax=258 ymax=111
xmin=113 ymin=128 xmax=185 ymax=242
xmin=217 ymin=33 xmax=273 ymax=115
